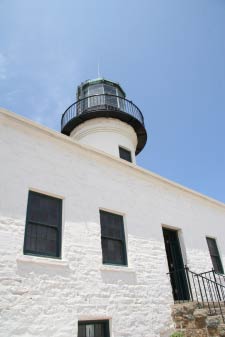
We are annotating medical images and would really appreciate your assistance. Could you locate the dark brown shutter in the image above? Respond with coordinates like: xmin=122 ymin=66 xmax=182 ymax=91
xmin=100 ymin=210 xmax=127 ymax=265
xmin=206 ymin=237 xmax=224 ymax=273
xmin=24 ymin=191 xmax=62 ymax=258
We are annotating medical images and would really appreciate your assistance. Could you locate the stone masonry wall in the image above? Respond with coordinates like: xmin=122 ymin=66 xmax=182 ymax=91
xmin=0 ymin=216 xmax=173 ymax=337
xmin=1 ymin=109 xmax=225 ymax=337
xmin=172 ymin=302 xmax=225 ymax=337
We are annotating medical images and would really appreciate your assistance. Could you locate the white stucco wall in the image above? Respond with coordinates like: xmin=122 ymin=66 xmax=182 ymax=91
xmin=0 ymin=108 xmax=225 ymax=337
xmin=70 ymin=117 xmax=137 ymax=162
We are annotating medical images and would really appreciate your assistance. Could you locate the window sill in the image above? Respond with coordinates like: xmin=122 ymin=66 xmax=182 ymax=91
xmin=16 ymin=255 xmax=69 ymax=267
xmin=100 ymin=265 xmax=135 ymax=273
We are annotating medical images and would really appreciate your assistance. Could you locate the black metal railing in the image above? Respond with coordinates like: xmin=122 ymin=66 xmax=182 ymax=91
xmin=168 ymin=267 xmax=225 ymax=322
xmin=199 ymin=269 xmax=225 ymax=287
xmin=61 ymin=94 xmax=145 ymax=131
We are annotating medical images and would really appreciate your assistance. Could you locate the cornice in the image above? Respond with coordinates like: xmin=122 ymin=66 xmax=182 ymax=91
xmin=1 ymin=107 xmax=225 ymax=210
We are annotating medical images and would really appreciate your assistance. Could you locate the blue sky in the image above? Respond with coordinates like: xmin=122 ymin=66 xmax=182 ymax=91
xmin=1 ymin=0 xmax=225 ymax=202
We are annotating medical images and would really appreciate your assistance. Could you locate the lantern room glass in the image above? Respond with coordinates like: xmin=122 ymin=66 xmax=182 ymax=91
xmin=79 ymin=82 xmax=126 ymax=111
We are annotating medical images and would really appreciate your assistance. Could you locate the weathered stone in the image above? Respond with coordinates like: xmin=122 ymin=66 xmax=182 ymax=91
xmin=218 ymin=324 xmax=225 ymax=337
xmin=172 ymin=303 xmax=200 ymax=330
xmin=186 ymin=314 xmax=196 ymax=329
xmin=172 ymin=305 xmax=185 ymax=318
xmin=194 ymin=309 xmax=208 ymax=320
xmin=207 ymin=326 xmax=219 ymax=337
xmin=171 ymin=302 xmax=225 ymax=337
xmin=207 ymin=316 xmax=221 ymax=328
xmin=175 ymin=320 xmax=184 ymax=330
xmin=186 ymin=328 xmax=208 ymax=337
xmin=183 ymin=302 xmax=199 ymax=314
xmin=194 ymin=309 xmax=208 ymax=328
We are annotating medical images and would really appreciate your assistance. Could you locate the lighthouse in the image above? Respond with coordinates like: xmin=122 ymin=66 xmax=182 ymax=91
xmin=61 ymin=78 xmax=147 ymax=163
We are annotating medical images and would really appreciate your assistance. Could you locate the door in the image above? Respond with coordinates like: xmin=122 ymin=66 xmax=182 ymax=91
xmin=163 ymin=228 xmax=189 ymax=301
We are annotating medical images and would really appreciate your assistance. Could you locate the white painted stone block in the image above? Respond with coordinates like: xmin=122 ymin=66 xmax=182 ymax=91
xmin=0 ymin=108 xmax=225 ymax=337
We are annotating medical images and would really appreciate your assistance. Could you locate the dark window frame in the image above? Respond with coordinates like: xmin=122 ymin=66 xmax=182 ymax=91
xmin=23 ymin=190 xmax=62 ymax=259
xmin=119 ymin=146 xmax=132 ymax=163
xmin=78 ymin=320 xmax=110 ymax=337
xmin=206 ymin=237 xmax=224 ymax=274
xmin=99 ymin=210 xmax=128 ymax=266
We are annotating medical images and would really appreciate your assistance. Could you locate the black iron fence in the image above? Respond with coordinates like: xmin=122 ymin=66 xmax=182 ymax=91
xmin=168 ymin=267 xmax=225 ymax=322
xmin=61 ymin=94 xmax=145 ymax=132
xmin=199 ymin=269 xmax=225 ymax=287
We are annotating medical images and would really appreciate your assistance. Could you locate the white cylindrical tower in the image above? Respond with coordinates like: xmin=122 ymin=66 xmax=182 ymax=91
xmin=61 ymin=78 xmax=147 ymax=163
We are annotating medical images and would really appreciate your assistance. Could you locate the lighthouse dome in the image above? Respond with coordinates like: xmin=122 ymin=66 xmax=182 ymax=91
xmin=61 ymin=78 xmax=147 ymax=162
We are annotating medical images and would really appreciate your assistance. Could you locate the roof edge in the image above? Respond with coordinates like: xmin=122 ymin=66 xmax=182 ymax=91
xmin=1 ymin=106 xmax=225 ymax=210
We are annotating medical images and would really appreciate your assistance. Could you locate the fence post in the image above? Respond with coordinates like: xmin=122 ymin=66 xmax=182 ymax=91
xmin=185 ymin=265 xmax=193 ymax=301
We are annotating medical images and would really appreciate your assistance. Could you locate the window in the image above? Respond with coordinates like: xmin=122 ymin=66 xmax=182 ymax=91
xmin=24 ymin=191 xmax=62 ymax=258
xmin=206 ymin=237 xmax=224 ymax=273
xmin=116 ymin=88 xmax=125 ymax=98
xmin=78 ymin=320 xmax=110 ymax=337
xmin=99 ymin=210 xmax=127 ymax=265
xmin=88 ymin=84 xmax=104 ymax=96
xmin=104 ymin=84 xmax=117 ymax=95
xmin=88 ymin=84 xmax=104 ymax=108
xmin=104 ymin=84 xmax=118 ymax=108
xmin=119 ymin=146 xmax=132 ymax=163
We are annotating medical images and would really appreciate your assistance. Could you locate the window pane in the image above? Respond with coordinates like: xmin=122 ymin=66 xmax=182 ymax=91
xmin=83 ymin=87 xmax=89 ymax=97
xmin=117 ymin=96 xmax=126 ymax=112
xmin=86 ymin=324 xmax=94 ymax=337
xmin=95 ymin=324 xmax=104 ymax=337
xmin=102 ymin=238 xmax=125 ymax=264
xmin=78 ymin=321 xmax=109 ymax=337
xmin=78 ymin=325 xmax=86 ymax=337
xmin=88 ymin=84 xmax=104 ymax=96
xmin=104 ymin=84 xmax=116 ymax=95
xmin=28 ymin=192 xmax=60 ymax=227
xmin=104 ymin=85 xmax=118 ymax=108
xmin=25 ymin=223 xmax=58 ymax=256
xmin=117 ymin=88 xmax=124 ymax=98
xmin=119 ymin=147 xmax=132 ymax=162
xmin=100 ymin=211 xmax=124 ymax=240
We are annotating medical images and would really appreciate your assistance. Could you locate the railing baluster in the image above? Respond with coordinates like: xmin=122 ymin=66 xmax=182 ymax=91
xmin=61 ymin=94 xmax=145 ymax=133
xmin=202 ymin=277 xmax=212 ymax=314
xmin=216 ymin=284 xmax=224 ymax=322
xmin=212 ymin=269 xmax=222 ymax=301
xmin=197 ymin=274 xmax=204 ymax=305
xmin=185 ymin=266 xmax=193 ymax=301
xmin=166 ymin=267 xmax=225 ymax=323
xmin=191 ymin=272 xmax=199 ymax=304
xmin=221 ymin=278 xmax=225 ymax=302
xmin=207 ymin=279 xmax=217 ymax=314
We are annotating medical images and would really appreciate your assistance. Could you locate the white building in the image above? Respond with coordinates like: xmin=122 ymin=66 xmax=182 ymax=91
xmin=0 ymin=78 xmax=225 ymax=337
